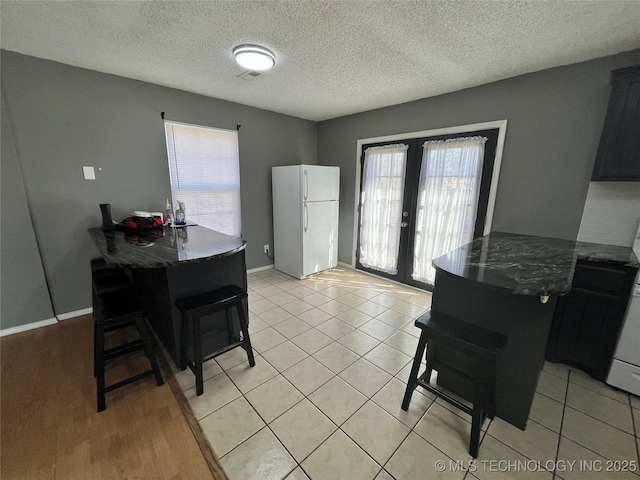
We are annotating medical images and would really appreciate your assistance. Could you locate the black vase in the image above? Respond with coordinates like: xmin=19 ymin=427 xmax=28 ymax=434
xmin=99 ymin=204 xmax=115 ymax=231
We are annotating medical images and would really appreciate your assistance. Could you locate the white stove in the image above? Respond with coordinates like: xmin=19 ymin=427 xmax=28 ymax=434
xmin=606 ymin=222 xmax=640 ymax=395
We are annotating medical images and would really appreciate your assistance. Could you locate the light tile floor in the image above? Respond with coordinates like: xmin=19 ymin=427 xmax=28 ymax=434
xmin=169 ymin=267 xmax=640 ymax=480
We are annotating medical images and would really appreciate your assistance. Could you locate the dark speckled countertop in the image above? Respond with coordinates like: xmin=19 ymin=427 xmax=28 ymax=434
xmin=432 ymin=232 xmax=639 ymax=296
xmin=88 ymin=226 xmax=246 ymax=268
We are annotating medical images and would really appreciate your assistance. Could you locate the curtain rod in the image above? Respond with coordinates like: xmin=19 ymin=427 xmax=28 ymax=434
xmin=160 ymin=111 xmax=240 ymax=131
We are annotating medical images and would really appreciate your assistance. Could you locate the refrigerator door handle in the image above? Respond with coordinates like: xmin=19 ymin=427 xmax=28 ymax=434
xmin=303 ymin=169 xmax=309 ymax=201
xmin=304 ymin=203 xmax=309 ymax=233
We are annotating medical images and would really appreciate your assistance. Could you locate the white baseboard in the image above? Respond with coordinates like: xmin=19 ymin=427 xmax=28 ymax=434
xmin=247 ymin=264 xmax=275 ymax=274
xmin=56 ymin=307 xmax=93 ymax=321
xmin=0 ymin=317 xmax=58 ymax=337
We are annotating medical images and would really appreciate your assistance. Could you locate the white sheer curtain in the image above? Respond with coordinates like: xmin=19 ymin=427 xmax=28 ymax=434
xmin=412 ymin=136 xmax=487 ymax=284
xmin=359 ymin=144 xmax=408 ymax=274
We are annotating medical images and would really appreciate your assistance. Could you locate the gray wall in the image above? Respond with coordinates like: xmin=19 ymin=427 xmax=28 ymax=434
xmin=1 ymin=93 xmax=55 ymax=328
xmin=317 ymin=49 xmax=640 ymax=264
xmin=4 ymin=47 xmax=640 ymax=324
xmin=1 ymin=51 xmax=316 ymax=318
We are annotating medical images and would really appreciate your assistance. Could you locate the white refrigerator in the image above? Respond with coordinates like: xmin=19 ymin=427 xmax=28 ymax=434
xmin=272 ymin=165 xmax=339 ymax=279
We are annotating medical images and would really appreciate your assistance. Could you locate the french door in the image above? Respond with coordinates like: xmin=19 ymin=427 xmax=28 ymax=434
xmin=356 ymin=128 xmax=500 ymax=291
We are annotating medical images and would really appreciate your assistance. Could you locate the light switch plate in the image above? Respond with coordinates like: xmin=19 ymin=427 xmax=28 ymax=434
xmin=83 ymin=166 xmax=96 ymax=180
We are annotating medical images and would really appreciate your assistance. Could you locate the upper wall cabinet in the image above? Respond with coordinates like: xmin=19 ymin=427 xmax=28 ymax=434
xmin=592 ymin=66 xmax=640 ymax=181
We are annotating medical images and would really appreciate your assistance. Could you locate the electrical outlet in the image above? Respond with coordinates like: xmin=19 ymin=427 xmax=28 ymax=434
xmin=264 ymin=244 xmax=270 ymax=255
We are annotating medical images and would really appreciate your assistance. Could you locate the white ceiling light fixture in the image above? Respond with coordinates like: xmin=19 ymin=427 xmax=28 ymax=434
xmin=233 ymin=44 xmax=275 ymax=71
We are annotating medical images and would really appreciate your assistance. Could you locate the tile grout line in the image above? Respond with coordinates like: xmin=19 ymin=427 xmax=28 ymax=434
xmin=630 ymin=394 xmax=640 ymax=476
xmin=252 ymin=306 xmax=414 ymax=380
xmin=538 ymin=371 xmax=635 ymax=434
xmin=189 ymin=368 xmax=245 ymax=423
xmin=558 ymin=373 xmax=638 ymax=476
xmin=556 ymin=411 xmax=640 ymax=474
xmin=248 ymin=271 xmax=640 ymax=479
xmin=534 ymin=384 xmax=567 ymax=405
xmin=251 ymin=292 xmax=420 ymax=344
xmin=208 ymin=333 xmax=402 ymax=476
xmin=562 ymin=403 xmax=636 ymax=437
xmin=200 ymin=276 xmax=566 ymax=476
xmin=551 ymin=366 xmax=571 ymax=480
xmin=207 ymin=323 xmax=411 ymax=422
xmin=213 ymin=313 xmax=430 ymax=475
xmin=252 ymin=271 xmax=428 ymax=314
xmin=565 ymin=376 xmax=631 ymax=406
xmin=216 ymin=270 xmax=437 ymax=478
xmin=218 ymin=344 xmax=417 ymax=476
xmin=541 ymin=367 xmax=571 ymax=381
xmin=414 ymin=401 xmax=492 ymax=472
xmin=481 ymin=415 xmax=559 ymax=458
xmin=375 ymin=397 xmax=435 ymax=479
xmin=256 ymin=373 xmax=382 ymax=477
xmin=210 ymin=354 xmax=308 ymax=476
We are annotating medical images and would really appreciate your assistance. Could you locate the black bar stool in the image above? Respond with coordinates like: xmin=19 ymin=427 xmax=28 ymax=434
xmin=91 ymin=258 xmax=136 ymax=376
xmin=176 ymin=284 xmax=255 ymax=396
xmin=91 ymin=260 xmax=163 ymax=412
xmin=402 ymin=309 xmax=507 ymax=458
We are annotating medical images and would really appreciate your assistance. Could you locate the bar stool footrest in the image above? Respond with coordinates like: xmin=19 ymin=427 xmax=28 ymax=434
xmin=415 ymin=376 xmax=474 ymax=418
xmin=104 ymin=339 xmax=144 ymax=360
xmin=204 ymin=339 xmax=245 ymax=360
xmin=183 ymin=340 xmax=245 ymax=374
xmin=104 ymin=369 xmax=157 ymax=393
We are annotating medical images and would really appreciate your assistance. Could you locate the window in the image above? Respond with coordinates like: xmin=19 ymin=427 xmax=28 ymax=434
xmin=411 ymin=136 xmax=487 ymax=284
xmin=358 ymin=144 xmax=408 ymax=274
xmin=164 ymin=121 xmax=241 ymax=236
xmin=355 ymin=123 xmax=503 ymax=291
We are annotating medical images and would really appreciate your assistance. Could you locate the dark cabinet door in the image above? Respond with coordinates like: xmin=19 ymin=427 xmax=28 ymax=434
xmin=592 ymin=65 xmax=640 ymax=181
xmin=546 ymin=260 xmax=636 ymax=380
xmin=550 ymin=289 xmax=626 ymax=379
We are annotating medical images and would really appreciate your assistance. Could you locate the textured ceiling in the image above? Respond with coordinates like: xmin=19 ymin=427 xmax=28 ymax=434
xmin=2 ymin=1 xmax=640 ymax=121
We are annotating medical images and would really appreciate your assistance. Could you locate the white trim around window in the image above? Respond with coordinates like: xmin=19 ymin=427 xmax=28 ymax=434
xmin=351 ymin=119 xmax=508 ymax=267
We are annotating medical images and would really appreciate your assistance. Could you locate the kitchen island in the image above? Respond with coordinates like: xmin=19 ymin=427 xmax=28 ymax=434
xmin=88 ymin=226 xmax=247 ymax=365
xmin=430 ymin=232 xmax=638 ymax=429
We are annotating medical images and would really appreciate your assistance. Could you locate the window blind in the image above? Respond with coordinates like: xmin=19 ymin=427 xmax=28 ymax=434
xmin=164 ymin=121 xmax=241 ymax=236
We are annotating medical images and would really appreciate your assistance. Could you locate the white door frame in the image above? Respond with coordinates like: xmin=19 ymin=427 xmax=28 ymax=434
xmin=351 ymin=119 xmax=508 ymax=268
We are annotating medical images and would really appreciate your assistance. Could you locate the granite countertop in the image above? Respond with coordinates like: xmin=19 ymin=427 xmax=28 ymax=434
xmin=88 ymin=226 xmax=246 ymax=268
xmin=432 ymin=232 xmax=639 ymax=296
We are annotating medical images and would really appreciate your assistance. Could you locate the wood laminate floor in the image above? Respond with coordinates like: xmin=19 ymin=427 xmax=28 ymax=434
xmin=1 ymin=315 xmax=218 ymax=479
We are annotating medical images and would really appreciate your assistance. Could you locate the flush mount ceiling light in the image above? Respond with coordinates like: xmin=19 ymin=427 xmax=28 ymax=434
xmin=233 ymin=44 xmax=275 ymax=71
